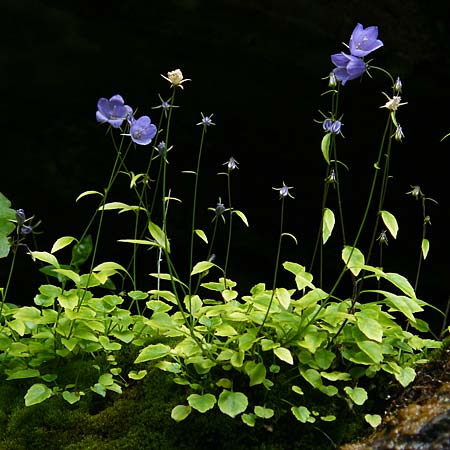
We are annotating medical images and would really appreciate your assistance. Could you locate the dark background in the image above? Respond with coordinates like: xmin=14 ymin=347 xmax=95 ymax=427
xmin=2 ymin=0 xmax=450 ymax=331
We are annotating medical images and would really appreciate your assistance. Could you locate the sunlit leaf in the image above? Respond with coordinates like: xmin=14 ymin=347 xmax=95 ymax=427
xmin=171 ymin=405 xmax=192 ymax=422
xmin=195 ymin=229 xmax=208 ymax=244
xmin=24 ymin=383 xmax=52 ymax=406
xmin=322 ymin=208 xmax=335 ymax=244
xmin=321 ymin=132 xmax=331 ymax=164
xmin=218 ymin=390 xmax=248 ymax=418
xmin=51 ymin=236 xmax=78 ymax=254
xmin=344 ymin=386 xmax=368 ymax=405
xmin=421 ymin=238 xmax=430 ymax=259
xmin=365 ymin=414 xmax=382 ymax=428
xmin=342 ymin=246 xmax=365 ymax=276
xmin=380 ymin=210 xmax=399 ymax=238
xmin=187 ymin=393 xmax=216 ymax=413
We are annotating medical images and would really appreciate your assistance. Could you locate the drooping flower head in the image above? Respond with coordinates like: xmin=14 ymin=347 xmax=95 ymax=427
xmin=349 ymin=23 xmax=384 ymax=57
xmin=130 ymin=116 xmax=157 ymax=145
xmin=331 ymin=52 xmax=366 ymax=85
xmin=96 ymin=95 xmax=132 ymax=128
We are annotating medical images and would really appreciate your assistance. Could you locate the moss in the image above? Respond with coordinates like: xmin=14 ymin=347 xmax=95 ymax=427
xmin=0 ymin=348 xmax=387 ymax=450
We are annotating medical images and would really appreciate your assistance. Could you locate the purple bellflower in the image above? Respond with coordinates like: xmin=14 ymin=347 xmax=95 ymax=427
xmin=349 ymin=23 xmax=384 ymax=57
xmin=130 ymin=116 xmax=157 ymax=146
xmin=96 ymin=95 xmax=132 ymax=128
xmin=331 ymin=52 xmax=366 ymax=85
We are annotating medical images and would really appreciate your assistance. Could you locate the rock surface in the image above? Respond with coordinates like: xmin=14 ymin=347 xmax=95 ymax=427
xmin=341 ymin=348 xmax=450 ymax=450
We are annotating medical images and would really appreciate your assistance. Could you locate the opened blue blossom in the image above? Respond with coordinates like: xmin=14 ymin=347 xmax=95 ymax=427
xmin=349 ymin=23 xmax=383 ymax=57
xmin=96 ymin=95 xmax=132 ymax=128
xmin=130 ymin=116 xmax=157 ymax=146
xmin=331 ymin=52 xmax=366 ymax=85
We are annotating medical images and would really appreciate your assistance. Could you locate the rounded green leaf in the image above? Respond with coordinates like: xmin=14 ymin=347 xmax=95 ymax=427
xmin=254 ymin=405 xmax=274 ymax=419
xmin=365 ymin=414 xmax=382 ymax=428
xmin=355 ymin=312 xmax=384 ymax=342
xmin=171 ymin=405 xmax=192 ymax=422
xmin=291 ymin=405 xmax=313 ymax=423
xmin=187 ymin=393 xmax=216 ymax=413
xmin=342 ymin=246 xmax=365 ymax=276
xmin=218 ymin=390 xmax=248 ymax=418
xmin=24 ymin=383 xmax=53 ymax=406
xmin=344 ymin=386 xmax=368 ymax=405
xmin=191 ymin=260 xmax=216 ymax=276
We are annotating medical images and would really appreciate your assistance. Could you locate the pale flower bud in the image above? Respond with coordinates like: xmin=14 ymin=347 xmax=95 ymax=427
xmin=161 ymin=69 xmax=191 ymax=89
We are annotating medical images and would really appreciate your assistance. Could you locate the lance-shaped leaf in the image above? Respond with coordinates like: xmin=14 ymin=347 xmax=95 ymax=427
xmin=148 ymin=220 xmax=170 ymax=253
xmin=380 ymin=210 xmax=399 ymax=238
xmin=322 ymin=208 xmax=335 ymax=244
xmin=422 ymin=238 xmax=430 ymax=259
xmin=321 ymin=132 xmax=331 ymax=164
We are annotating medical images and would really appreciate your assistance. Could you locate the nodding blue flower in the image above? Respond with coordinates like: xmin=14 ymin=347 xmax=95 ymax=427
xmin=323 ymin=119 xmax=333 ymax=132
xmin=273 ymin=182 xmax=294 ymax=199
xmin=331 ymin=52 xmax=366 ymax=85
xmin=161 ymin=101 xmax=170 ymax=111
xmin=15 ymin=209 xmax=26 ymax=226
xmin=130 ymin=116 xmax=157 ymax=146
xmin=323 ymin=119 xmax=342 ymax=134
xmin=377 ymin=229 xmax=389 ymax=245
xmin=20 ymin=225 xmax=33 ymax=235
xmin=96 ymin=95 xmax=132 ymax=128
xmin=349 ymin=23 xmax=384 ymax=57
xmin=330 ymin=120 xmax=342 ymax=134
xmin=223 ymin=157 xmax=239 ymax=171
xmin=157 ymin=141 xmax=167 ymax=156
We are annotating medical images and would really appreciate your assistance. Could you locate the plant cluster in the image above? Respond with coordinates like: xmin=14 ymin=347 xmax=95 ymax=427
xmin=0 ymin=23 xmax=443 ymax=439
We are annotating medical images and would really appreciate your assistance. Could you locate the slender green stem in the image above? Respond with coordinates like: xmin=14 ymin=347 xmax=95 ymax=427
xmin=258 ymin=197 xmax=285 ymax=334
xmin=188 ymin=125 xmax=207 ymax=299
xmin=223 ymin=172 xmax=233 ymax=288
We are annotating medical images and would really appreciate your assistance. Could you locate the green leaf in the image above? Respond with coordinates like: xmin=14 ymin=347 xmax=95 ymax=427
xmin=76 ymin=190 xmax=103 ymax=201
xmin=395 ymin=366 xmax=415 ymax=387
xmin=382 ymin=273 xmax=416 ymax=298
xmin=421 ymin=238 xmax=430 ymax=259
xmin=29 ymin=251 xmax=60 ymax=268
xmin=245 ymin=361 xmax=266 ymax=386
xmin=291 ymin=406 xmax=313 ymax=423
xmin=356 ymin=340 xmax=384 ymax=364
xmin=187 ymin=393 xmax=216 ymax=413
xmin=5 ymin=368 xmax=40 ymax=380
xmin=232 ymin=210 xmax=249 ymax=226
xmin=241 ymin=413 xmax=256 ymax=427
xmin=273 ymin=347 xmax=294 ymax=365
xmin=191 ymin=261 xmax=217 ymax=276
xmin=355 ymin=312 xmax=383 ymax=342
xmin=148 ymin=220 xmax=170 ymax=253
xmin=171 ymin=405 xmax=192 ymax=422
xmin=24 ymin=383 xmax=53 ymax=406
xmin=365 ymin=414 xmax=382 ymax=428
xmin=344 ymin=386 xmax=368 ymax=405
xmin=51 ymin=236 xmax=78 ymax=254
xmin=194 ymin=229 xmax=208 ymax=244
xmin=322 ymin=208 xmax=335 ymax=244
xmin=254 ymin=406 xmax=274 ymax=419
xmin=380 ymin=210 xmax=399 ymax=238
xmin=275 ymin=287 xmax=291 ymax=309
xmin=134 ymin=343 xmax=171 ymax=363
xmin=321 ymin=132 xmax=331 ymax=164
xmin=342 ymin=246 xmax=365 ymax=276
xmin=62 ymin=391 xmax=82 ymax=404
xmin=218 ymin=390 xmax=248 ymax=418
